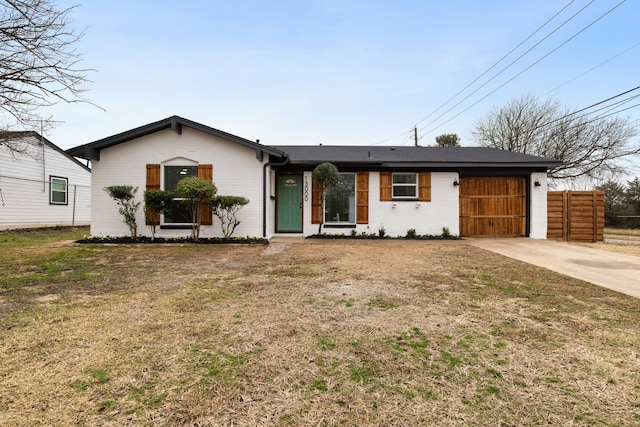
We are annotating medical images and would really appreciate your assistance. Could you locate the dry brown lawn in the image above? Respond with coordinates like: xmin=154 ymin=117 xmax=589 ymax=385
xmin=575 ymin=228 xmax=640 ymax=256
xmin=1 ymin=228 xmax=639 ymax=426
xmin=576 ymin=241 xmax=640 ymax=257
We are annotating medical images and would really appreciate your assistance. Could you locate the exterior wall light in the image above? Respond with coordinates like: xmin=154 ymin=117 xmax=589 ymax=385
xmin=534 ymin=180 xmax=541 ymax=187
xmin=453 ymin=180 xmax=459 ymax=186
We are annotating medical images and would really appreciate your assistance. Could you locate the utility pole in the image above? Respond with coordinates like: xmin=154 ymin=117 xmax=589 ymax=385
xmin=414 ymin=126 xmax=418 ymax=146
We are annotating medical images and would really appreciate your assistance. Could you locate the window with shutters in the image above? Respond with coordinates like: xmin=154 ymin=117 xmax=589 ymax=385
xmin=392 ymin=173 xmax=417 ymax=199
xmin=380 ymin=171 xmax=431 ymax=202
xmin=147 ymin=163 xmax=212 ymax=227
xmin=164 ymin=166 xmax=198 ymax=224
xmin=325 ymin=173 xmax=355 ymax=225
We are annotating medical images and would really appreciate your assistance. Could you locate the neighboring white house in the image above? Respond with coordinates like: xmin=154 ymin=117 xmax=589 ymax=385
xmin=0 ymin=132 xmax=91 ymax=229
xmin=67 ymin=116 xmax=562 ymax=239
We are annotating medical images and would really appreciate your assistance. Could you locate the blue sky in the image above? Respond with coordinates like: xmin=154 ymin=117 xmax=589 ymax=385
xmin=48 ymin=0 xmax=639 ymax=150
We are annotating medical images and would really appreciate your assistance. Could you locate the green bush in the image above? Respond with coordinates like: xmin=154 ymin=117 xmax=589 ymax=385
xmin=312 ymin=162 xmax=340 ymax=234
xmin=211 ymin=195 xmax=249 ymax=238
xmin=143 ymin=190 xmax=175 ymax=240
xmin=104 ymin=186 xmax=140 ymax=238
xmin=176 ymin=177 xmax=217 ymax=241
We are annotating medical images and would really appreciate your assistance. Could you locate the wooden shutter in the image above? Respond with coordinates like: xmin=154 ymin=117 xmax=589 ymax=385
xmin=311 ymin=178 xmax=322 ymax=224
xmin=418 ymin=172 xmax=431 ymax=202
xmin=380 ymin=172 xmax=392 ymax=201
xmin=198 ymin=164 xmax=213 ymax=225
xmin=145 ymin=164 xmax=161 ymax=225
xmin=356 ymin=172 xmax=369 ymax=224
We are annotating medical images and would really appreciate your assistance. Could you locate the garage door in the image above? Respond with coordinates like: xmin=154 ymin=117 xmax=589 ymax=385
xmin=459 ymin=177 xmax=526 ymax=237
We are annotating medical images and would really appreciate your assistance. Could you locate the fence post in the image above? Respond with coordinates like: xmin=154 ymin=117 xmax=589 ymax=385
xmin=72 ymin=184 xmax=77 ymax=228
xmin=591 ymin=191 xmax=595 ymax=242
xmin=563 ymin=191 xmax=568 ymax=241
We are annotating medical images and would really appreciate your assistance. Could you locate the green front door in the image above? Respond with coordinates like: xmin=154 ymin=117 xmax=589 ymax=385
xmin=276 ymin=174 xmax=303 ymax=232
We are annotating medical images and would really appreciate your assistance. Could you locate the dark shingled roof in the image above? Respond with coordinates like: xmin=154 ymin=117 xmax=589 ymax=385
xmin=64 ymin=115 xmax=562 ymax=171
xmin=66 ymin=116 xmax=286 ymax=161
xmin=272 ymin=145 xmax=562 ymax=169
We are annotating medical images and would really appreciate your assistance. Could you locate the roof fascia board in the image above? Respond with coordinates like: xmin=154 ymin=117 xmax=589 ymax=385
xmin=179 ymin=117 xmax=284 ymax=157
xmin=381 ymin=161 xmax=561 ymax=168
xmin=279 ymin=160 xmax=558 ymax=169
xmin=67 ymin=116 xmax=287 ymax=160
xmin=275 ymin=165 xmax=550 ymax=174
xmin=41 ymin=134 xmax=92 ymax=172
xmin=170 ymin=117 xmax=183 ymax=134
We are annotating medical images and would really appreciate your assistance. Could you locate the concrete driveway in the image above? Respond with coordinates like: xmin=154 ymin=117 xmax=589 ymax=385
xmin=469 ymin=239 xmax=640 ymax=299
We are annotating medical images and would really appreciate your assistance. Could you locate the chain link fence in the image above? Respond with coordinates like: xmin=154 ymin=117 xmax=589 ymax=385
xmin=0 ymin=175 xmax=90 ymax=229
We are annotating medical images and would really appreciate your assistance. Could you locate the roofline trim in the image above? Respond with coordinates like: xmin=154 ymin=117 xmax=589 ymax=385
xmin=281 ymin=160 xmax=562 ymax=168
xmin=66 ymin=116 xmax=287 ymax=161
xmin=1 ymin=131 xmax=91 ymax=172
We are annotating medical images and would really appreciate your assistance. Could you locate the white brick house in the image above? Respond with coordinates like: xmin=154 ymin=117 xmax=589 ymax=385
xmin=67 ymin=116 xmax=561 ymax=239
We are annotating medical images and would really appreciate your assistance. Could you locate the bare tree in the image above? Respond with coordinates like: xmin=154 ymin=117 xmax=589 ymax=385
xmin=1 ymin=0 xmax=92 ymax=154
xmin=472 ymin=95 xmax=640 ymax=182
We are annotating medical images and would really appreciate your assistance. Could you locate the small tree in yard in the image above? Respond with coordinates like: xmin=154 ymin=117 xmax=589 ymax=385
xmin=312 ymin=162 xmax=340 ymax=234
xmin=176 ymin=176 xmax=216 ymax=241
xmin=211 ymin=196 xmax=249 ymax=238
xmin=143 ymin=190 xmax=174 ymax=241
xmin=104 ymin=186 xmax=140 ymax=238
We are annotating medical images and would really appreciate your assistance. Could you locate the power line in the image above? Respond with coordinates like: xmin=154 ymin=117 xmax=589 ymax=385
xmin=413 ymin=0 xmax=580 ymax=128
xmin=420 ymin=0 xmax=628 ymax=136
xmin=589 ymin=94 xmax=640 ymax=116
xmin=583 ymin=101 xmax=640 ymax=123
xmin=369 ymin=128 xmax=414 ymax=146
xmin=417 ymin=0 xmax=598 ymax=135
xmin=547 ymin=41 xmax=640 ymax=94
xmin=518 ymin=88 xmax=640 ymax=140
xmin=552 ymin=100 xmax=640 ymax=136
xmin=534 ymin=86 xmax=640 ymax=130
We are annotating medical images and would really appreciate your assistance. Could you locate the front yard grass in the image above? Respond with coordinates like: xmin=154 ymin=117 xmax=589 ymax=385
xmin=1 ymin=228 xmax=639 ymax=425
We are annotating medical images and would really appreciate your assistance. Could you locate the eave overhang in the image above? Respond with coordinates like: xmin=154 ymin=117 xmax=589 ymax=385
xmin=66 ymin=116 xmax=287 ymax=162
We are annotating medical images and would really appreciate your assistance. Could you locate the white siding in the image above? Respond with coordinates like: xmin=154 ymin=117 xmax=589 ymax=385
xmin=91 ymin=127 xmax=266 ymax=238
xmin=265 ymin=168 xmax=278 ymax=237
xmin=369 ymin=172 xmax=460 ymax=237
xmin=274 ymin=171 xmax=550 ymax=239
xmin=293 ymin=171 xmax=460 ymax=238
xmin=0 ymin=136 xmax=91 ymax=228
xmin=88 ymin=127 xmax=552 ymax=239
xmin=529 ymin=172 xmax=548 ymax=239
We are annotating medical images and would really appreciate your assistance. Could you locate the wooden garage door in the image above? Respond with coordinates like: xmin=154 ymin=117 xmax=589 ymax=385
xmin=459 ymin=177 xmax=526 ymax=237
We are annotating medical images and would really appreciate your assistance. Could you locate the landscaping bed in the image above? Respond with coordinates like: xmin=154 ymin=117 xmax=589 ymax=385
xmin=75 ymin=235 xmax=268 ymax=244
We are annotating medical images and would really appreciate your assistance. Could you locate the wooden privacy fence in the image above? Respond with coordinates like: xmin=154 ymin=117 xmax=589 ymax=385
xmin=547 ymin=191 xmax=604 ymax=242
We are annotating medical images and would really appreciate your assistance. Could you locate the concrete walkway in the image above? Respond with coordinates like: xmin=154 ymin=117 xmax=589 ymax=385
xmin=469 ymin=239 xmax=640 ymax=299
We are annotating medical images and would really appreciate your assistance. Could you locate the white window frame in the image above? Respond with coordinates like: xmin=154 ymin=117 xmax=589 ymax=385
xmin=392 ymin=173 xmax=418 ymax=199
xmin=49 ymin=176 xmax=68 ymax=205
